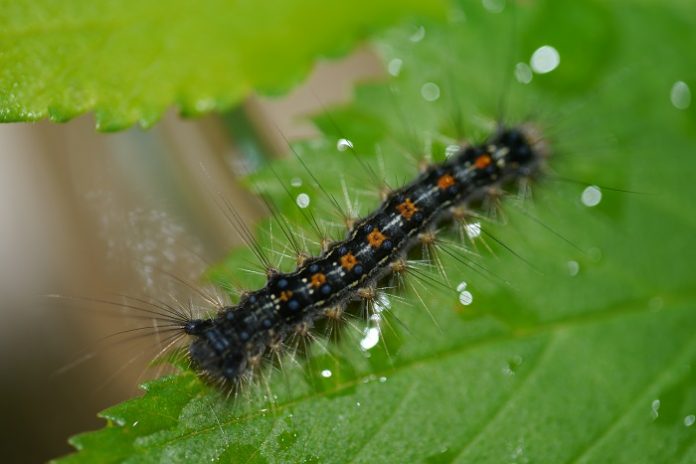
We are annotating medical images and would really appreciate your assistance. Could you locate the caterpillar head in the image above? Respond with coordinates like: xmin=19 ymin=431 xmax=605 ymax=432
xmin=492 ymin=125 xmax=549 ymax=178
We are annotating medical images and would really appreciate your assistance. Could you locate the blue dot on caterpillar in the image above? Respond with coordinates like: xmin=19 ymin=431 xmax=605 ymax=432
xmin=184 ymin=125 xmax=548 ymax=385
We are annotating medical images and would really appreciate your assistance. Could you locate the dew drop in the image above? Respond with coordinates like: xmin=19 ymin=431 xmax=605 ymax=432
xmin=684 ymin=415 xmax=695 ymax=427
xmin=465 ymin=222 xmax=482 ymax=239
xmin=409 ymin=25 xmax=426 ymax=43
xmin=360 ymin=327 xmax=380 ymax=350
xmin=581 ymin=185 xmax=602 ymax=207
xmin=296 ymin=193 xmax=310 ymax=209
xmin=515 ymin=62 xmax=533 ymax=84
xmin=421 ymin=82 xmax=441 ymax=102
xmin=459 ymin=290 xmax=473 ymax=306
xmin=530 ymin=45 xmax=560 ymax=74
xmin=567 ymin=260 xmax=580 ymax=276
xmin=374 ymin=292 xmax=392 ymax=313
xmin=290 ymin=177 xmax=302 ymax=187
xmin=670 ymin=81 xmax=691 ymax=110
xmin=388 ymin=58 xmax=403 ymax=77
xmin=321 ymin=369 xmax=332 ymax=378
xmin=457 ymin=282 xmax=474 ymax=306
xmin=651 ymin=399 xmax=661 ymax=420
xmin=337 ymin=138 xmax=354 ymax=152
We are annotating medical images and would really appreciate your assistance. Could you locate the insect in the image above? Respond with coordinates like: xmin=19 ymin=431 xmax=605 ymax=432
xmin=139 ymin=6 xmax=571 ymax=390
xmin=178 ymin=124 xmax=549 ymax=386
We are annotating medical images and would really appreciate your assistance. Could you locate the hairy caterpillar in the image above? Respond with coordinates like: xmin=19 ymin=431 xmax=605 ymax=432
xmin=67 ymin=2 xmax=569 ymax=391
xmin=181 ymin=126 xmax=548 ymax=385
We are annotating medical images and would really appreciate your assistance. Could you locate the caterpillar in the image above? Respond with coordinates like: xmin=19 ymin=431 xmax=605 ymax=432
xmin=52 ymin=3 xmax=575 ymax=401
xmin=180 ymin=124 xmax=548 ymax=386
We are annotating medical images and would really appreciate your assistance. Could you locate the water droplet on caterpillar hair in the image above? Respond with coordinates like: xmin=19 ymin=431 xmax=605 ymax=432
xmin=421 ymin=82 xmax=441 ymax=102
xmin=337 ymin=138 xmax=354 ymax=152
xmin=459 ymin=291 xmax=473 ymax=306
xmin=445 ymin=144 xmax=460 ymax=158
xmin=457 ymin=281 xmax=474 ymax=306
xmin=530 ymin=45 xmax=560 ymax=74
xmin=296 ymin=193 xmax=310 ymax=209
xmin=374 ymin=292 xmax=392 ymax=313
xmin=670 ymin=80 xmax=691 ymax=110
xmin=465 ymin=222 xmax=482 ymax=239
xmin=360 ymin=327 xmax=380 ymax=350
xmin=581 ymin=185 xmax=602 ymax=207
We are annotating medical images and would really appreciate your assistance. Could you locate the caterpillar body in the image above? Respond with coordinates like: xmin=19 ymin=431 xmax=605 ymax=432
xmin=183 ymin=125 xmax=548 ymax=385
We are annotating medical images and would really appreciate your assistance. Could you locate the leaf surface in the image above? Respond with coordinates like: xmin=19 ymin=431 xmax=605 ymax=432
xmin=0 ymin=0 xmax=445 ymax=130
xmin=58 ymin=1 xmax=696 ymax=462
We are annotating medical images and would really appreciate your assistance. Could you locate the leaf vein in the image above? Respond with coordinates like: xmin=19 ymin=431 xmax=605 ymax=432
xmin=449 ymin=333 xmax=557 ymax=463
xmin=565 ymin=334 xmax=696 ymax=464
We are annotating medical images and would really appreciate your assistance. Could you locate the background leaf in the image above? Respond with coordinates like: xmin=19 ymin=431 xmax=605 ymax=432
xmin=0 ymin=0 xmax=445 ymax=131
xmin=58 ymin=0 xmax=696 ymax=462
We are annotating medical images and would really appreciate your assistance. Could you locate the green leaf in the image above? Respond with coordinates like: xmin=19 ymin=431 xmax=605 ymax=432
xmin=0 ymin=0 xmax=446 ymax=131
xmin=57 ymin=0 xmax=696 ymax=462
